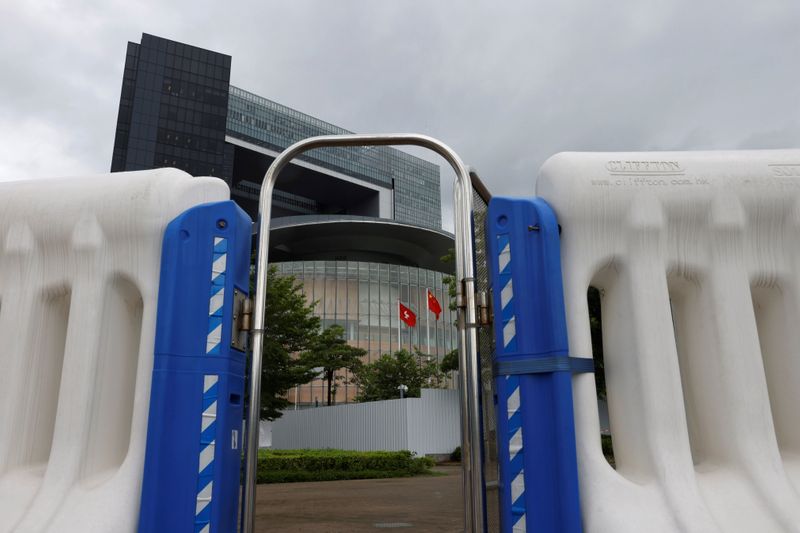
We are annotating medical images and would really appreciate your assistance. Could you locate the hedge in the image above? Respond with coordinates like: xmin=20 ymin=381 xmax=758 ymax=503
xmin=257 ymin=449 xmax=435 ymax=484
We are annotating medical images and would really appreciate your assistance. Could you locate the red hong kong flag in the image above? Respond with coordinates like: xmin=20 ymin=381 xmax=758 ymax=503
xmin=427 ymin=289 xmax=442 ymax=320
xmin=399 ymin=301 xmax=417 ymax=327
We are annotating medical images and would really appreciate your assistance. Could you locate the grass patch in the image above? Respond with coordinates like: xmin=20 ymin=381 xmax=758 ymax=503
xmin=257 ymin=449 xmax=435 ymax=484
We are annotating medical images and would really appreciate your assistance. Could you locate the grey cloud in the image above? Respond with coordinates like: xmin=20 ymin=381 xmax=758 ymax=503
xmin=1 ymin=0 xmax=799 ymax=232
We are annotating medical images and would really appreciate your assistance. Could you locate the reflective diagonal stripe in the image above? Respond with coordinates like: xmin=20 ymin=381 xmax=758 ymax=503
xmin=500 ymin=279 xmax=513 ymax=309
xmin=507 ymin=383 xmax=520 ymax=413
xmin=511 ymin=470 xmax=526 ymax=506
xmin=195 ymin=480 xmax=213 ymax=518
xmin=497 ymin=234 xmax=526 ymax=532
xmin=201 ymin=402 xmax=217 ymax=432
xmin=213 ymin=236 xmax=227 ymax=254
xmin=206 ymin=319 xmax=222 ymax=355
xmin=506 ymin=375 xmax=526 ymax=531
xmin=199 ymin=440 xmax=215 ymax=472
xmin=212 ymin=253 xmax=227 ymax=278
xmin=508 ymin=428 xmax=523 ymax=461
xmin=502 ymin=318 xmax=517 ymax=351
xmin=196 ymin=373 xmax=218 ymax=532
xmin=207 ymin=236 xmax=227 ymax=355
xmin=497 ymin=232 xmax=525 ymax=530
xmin=497 ymin=234 xmax=517 ymax=351
xmin=209 ymin=286 xmax=224 ymax=316
xmin=499 ymin=241 xmax=511 ymax=273
xmin=204 ymin=374 xmax=218 ymax=393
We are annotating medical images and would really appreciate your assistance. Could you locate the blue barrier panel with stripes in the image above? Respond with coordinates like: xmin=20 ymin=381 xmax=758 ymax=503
xmin=486 ymin=197 xmax=583 ymax=533
xmin=138 ymin=200 xmax=251 ymax=533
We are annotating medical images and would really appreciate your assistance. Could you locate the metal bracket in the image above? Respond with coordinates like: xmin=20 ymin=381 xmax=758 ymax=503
xmin=231 ymin=289 xmax=252 ymax=352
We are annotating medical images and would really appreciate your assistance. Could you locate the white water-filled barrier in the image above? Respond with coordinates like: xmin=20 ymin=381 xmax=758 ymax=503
xmin=5 ymin=141 xmax=798 ymax=533
xmin=0 ymin=169 xmax=251 ymax=533
xmin=488 ymin=150 xmax=800 ymax=532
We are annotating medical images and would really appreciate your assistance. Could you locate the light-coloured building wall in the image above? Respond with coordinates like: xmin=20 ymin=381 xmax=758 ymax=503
xmin=270 ymin=389 xmax=460 ymax=456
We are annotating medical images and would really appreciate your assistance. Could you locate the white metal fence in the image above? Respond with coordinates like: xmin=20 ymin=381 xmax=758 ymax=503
xmin=268 ymin=389 xmax=460 ymax=456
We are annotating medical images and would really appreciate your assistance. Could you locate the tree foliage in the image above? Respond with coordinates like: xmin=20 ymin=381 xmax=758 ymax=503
xmin=440 ymin=248 xmax=458 ymax=312
xmin=259 ymin=266 xmax=320 ymax=420
xmin=440 ymin=248 xmax=460 ymax=372
xmin=352 ymin=349 xmax=445 ymax=402
xmin=299 ymin=324 xmax=366 ymax=406
xmin=440 ymin=349 xmax=459 ymax=373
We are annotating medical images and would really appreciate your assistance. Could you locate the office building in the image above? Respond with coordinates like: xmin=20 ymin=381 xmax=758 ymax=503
xmin=111 ymin=34 xmax=455 ymax=403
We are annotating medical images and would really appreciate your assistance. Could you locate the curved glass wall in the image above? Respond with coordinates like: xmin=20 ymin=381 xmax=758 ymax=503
xmin=275 ymin=260 xmax=457 ymax=405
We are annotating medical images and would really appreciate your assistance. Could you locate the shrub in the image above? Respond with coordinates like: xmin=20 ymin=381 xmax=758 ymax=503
xmin=450 ymin=446 xmax=461 ymax=462
xmin=257 ymin=449 xmax=435 ymax=484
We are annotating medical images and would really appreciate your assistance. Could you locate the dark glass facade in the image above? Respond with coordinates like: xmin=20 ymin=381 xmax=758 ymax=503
xmin=111 ymin=34 xmax=233 ymax=181
xmin=111 ymin=34 xmax=442 ymax=231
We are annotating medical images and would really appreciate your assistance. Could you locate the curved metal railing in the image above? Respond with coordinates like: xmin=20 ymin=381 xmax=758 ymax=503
xmin=242 ymin=134 xmax=485 ymax=532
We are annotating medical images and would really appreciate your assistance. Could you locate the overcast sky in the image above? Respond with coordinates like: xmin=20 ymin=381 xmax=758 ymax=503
xmin=1 ymin=0 xmax=798 ymax=230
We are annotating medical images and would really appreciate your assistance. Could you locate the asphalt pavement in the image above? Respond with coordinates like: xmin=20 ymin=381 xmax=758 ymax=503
xmin=255 ymin=466 xmax=463 ymax=532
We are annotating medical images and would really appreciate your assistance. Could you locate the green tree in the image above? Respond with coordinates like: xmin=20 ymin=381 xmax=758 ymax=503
xmin=259 ymin=265 xmax=320 ymax=420
xmin=440 ymin=349 xmax=459 ymax=373
xmin=300 ymin=324 xmax=366 ymax=406
xmin=440 ymin=248 xmax=460 ymax=373
xmin=440 ymin=248 xmax=458 ymax=313
xmin=352 ymin=349 xmax=444 ymax=402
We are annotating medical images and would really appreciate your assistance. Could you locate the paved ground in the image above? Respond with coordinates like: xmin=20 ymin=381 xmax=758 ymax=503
xmin=255 ymin=466 xmax=464 ymax=532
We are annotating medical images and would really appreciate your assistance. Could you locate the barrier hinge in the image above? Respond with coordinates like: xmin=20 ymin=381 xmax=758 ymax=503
xmin=231 ymin=289 xmax=253 ymax=351
xmin=457 ymin=281 xmax=492 ymax=326
xmin=477 ymin=290 xmax=492 ymax=326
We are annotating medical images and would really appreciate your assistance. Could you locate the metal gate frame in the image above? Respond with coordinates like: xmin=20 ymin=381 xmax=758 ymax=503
xmin=241 ymin=134 xmax=486 ymax=533
xmin=469 ymin=171 xmax=500 ymax=532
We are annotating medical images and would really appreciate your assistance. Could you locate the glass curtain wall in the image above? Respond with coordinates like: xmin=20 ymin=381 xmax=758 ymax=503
xmin=275 ymin=260 xmax=457 ymax=406
xmin=227 ymin=85 xmax=442 ymax=230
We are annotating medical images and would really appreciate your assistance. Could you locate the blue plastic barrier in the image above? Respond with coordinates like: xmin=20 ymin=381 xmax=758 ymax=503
xmin=486 ymin=197 xmax=583 ymax=533
xmin=138 ymin=200 xmax=252 ymax=533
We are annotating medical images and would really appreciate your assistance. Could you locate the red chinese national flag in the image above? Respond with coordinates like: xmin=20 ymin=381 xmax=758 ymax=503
xmin=427 ymin=289 xmax=442 ymax=320
xmin=399 ymin=302 xmax=417 ymax=327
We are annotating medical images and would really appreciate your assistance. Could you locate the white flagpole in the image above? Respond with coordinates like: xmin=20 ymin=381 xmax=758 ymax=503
xmin=426 ymin=288 xmax=431 ymax=355
xmin=397 ymin=299 xmax=401 ymax=352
